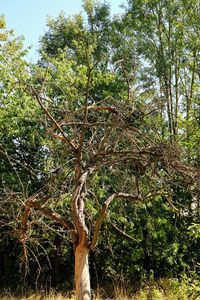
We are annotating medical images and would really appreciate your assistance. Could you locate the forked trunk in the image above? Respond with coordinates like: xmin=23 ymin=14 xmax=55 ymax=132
xmin=75 ymin=244 xmax=91 ymax=300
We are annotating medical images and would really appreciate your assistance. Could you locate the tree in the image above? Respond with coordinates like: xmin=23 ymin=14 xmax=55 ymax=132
xmin=19 ymin=5 xmax=199 ymax=297
xmin=1 ymin=1 xmax=200 ymax=299
xmin=0 ymin=18 xmax=51 ymax=289
xmin=126 ymin=0 xmax=200 ymax=144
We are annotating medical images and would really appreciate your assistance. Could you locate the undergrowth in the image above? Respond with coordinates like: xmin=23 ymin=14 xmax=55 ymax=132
xmin=1 ymin=276 xmax=200 ymax=299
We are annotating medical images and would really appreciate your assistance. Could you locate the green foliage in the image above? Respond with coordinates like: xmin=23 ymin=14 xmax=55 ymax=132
xmin=0 ymin=16 xmax=6 ymax=41
xmin=0 ymin=0 xmax=200 ymax=295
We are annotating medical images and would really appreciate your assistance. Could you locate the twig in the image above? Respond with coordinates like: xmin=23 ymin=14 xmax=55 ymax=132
xmin=108 ymin=220 xmax=139 ymax=242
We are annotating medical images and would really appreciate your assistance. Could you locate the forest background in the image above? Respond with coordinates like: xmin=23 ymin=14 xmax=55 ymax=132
xmin=0 ymin=0 xmax=200 ymax=299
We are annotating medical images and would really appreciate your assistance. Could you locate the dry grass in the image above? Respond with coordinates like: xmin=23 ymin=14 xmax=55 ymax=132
xmin=0 ymin=294 xmax=73 ymax=300
xmin=1 ymin=277 xmax=200 ymax=300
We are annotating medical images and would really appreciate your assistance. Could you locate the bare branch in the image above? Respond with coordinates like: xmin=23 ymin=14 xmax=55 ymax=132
xmin=32 ymin=202 xmax=73 ymax=230
xmin=19 ymin=197 xmax=34 ymax=261
xmin=30 ymin=87 xmax=77 ymax=152
xmin=72 ymin=103 xmax=118 ymax=116
xmin=19 ymin=195 xmax=74 ymax=261
xmin=90 ymin=192 xmax=142 ymax=250
xmin=108 ymin=220 xmax=139 ymax=242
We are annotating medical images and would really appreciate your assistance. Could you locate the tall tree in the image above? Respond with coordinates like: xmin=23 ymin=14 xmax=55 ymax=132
xmin=127 ymin=0 xmax=200 ymax=144
xmin=18 ymin=2 xmax=199 ymax=299
xmin=1 ymin=1 xmax=200 ymax=299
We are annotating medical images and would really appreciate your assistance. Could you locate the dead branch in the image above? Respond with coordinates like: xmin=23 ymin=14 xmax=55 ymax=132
xmin=19 ymin=194 xmax=74 ymax=261
xmin=19 ymin=197 xmax=35 ymax=261
xmin=108 ymin=220 xmax=139 ymax=242
xmin=30 ymin=87 xmax=78 ymax=152
xmin=32 ymin=202 xmax=73 ymax=230
xmin=90 ymin=192 xmax=142 ymax=250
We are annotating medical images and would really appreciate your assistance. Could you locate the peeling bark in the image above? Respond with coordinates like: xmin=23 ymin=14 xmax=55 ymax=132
xmin=75 ymin=244 xmax=91 ymax=300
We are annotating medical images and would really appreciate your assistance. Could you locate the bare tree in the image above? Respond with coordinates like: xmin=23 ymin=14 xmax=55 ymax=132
xmin=15 ymin=67 xmax=199 ymax=300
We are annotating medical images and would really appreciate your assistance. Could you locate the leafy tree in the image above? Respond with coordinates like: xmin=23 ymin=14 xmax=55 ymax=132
xmin=126 ymin=0 xmax=200 ymax=144
xmin=0 ymin=20 xmax=49 ymax=289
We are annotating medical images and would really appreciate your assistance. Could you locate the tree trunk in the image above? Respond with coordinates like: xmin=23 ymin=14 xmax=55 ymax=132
xmin=75 ymin=244 xmax=91 ymax=300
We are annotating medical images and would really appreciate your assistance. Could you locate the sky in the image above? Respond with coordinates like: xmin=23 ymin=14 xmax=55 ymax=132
xmin=0 ymin=0 xmax=124 ymax=61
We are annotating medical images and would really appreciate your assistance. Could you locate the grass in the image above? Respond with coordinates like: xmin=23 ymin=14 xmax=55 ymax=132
xmin=1 ymin=277 xmax=200 ymax=299
xmin=0 ymin=292 xmax=72 ymax=300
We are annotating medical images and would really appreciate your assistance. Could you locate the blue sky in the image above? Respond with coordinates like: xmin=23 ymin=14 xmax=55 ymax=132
xmin=0 ymin=0 xmax=124 ymax=61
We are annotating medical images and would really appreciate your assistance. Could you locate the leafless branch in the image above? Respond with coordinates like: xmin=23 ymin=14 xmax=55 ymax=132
xmin=19 ymin=194 xmax=74 ymax=261
xmin=90 ymin=192 xmax=142 ymax=250
xmin=108 ymin=220 xmax=139 ymax=242
xmin=30 ymin=87 xmax=78 ymax=152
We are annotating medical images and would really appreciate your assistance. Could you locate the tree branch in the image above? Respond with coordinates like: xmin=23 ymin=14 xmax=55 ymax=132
xmin=108 ymin=220 xmax=139 ymax=242
xmin=32 ymin=202 xmax=73 ymax=230
xmin=19 ymin=195 xmax=74 ymax=260
xmin=90 ymin=192 xmax=142 ymax=250
xmin=19 ymin=197 xmax=34 ymax=260
xmin=30 ymin=87 xmax=77 ymax=152
xmin=72 ymin=171 xmax=89 ymax=245
xmin=76 ymin=69 xmax=92 ymax=178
